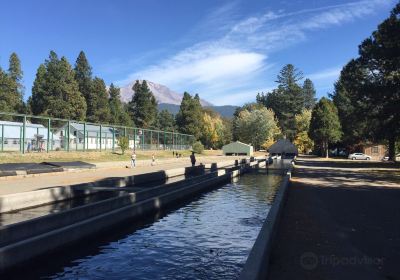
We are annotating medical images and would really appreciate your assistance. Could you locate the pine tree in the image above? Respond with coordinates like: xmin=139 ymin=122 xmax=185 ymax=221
xmin=302 ymin=78 xmax=316 ymax=109
xmin=30 ymin=51 xmax=87 ymax=120
xmin=30 ymin=64 xmax=47 ymax=115
xmin=128 ymin=80 xmax=157 ymax=128
xmin=8 ymin=52 xmax=24 ymax=112
xmin=0 ymin=53 xmax=23 ymax=114
xmin=331 ymin=2 xmax=400 ymax=160
xmin=89 ymin=77 xmax=111 ymax=123
xmin=276 ymin=64 xmax=303 ymax=87
xmin=176 ymin=92 xmax=204 ymax=139
xmin=156 ymin=109 xmax=176 ymax=131
xmin=74 ymin=51 xmax=93 ymax=120
xmin=259 ymin=64 xmax=305 ymax=140
xmin=309 ymin=98 xmax=342 ymax=158
xmin=109 ymin=83 xmax=133 ymax=126
xmin=0 ymin=68 xmax=17 ymax=117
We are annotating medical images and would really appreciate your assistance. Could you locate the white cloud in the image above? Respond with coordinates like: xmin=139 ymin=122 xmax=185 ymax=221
xmin=117 ymin=0 xmax=393 ymax=105
xmin=307 ymin=67 xmax=341 ymax=81
xmin=125 ymin=47 xmax=266 ymax=88
xmin=211 ymin=87 xmax=274 ymax=106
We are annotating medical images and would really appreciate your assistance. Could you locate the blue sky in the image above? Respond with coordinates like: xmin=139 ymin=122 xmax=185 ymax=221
xmin=0 ymin=0 xmax=396 ymax=105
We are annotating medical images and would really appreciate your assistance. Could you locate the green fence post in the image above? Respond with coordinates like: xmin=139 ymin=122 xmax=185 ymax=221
xmin=19 ymin=127 xmax=22 ymax=152
xmin=112 ymin=127 xmax=115 ymax=152
xmin=99 ymin=125 xmax=102 ymax=151
xmin=105 ymin=132 xmax=107 ymax=150
xmin=1 ymin=124 xmax=4 ymax=152
xmin=83 ymin=123 xmax=86 ymax=151
xmin=163 ymin=130 xmax=166 ymax=150
xmin=67 ymin=121 xmax=70 ymax=152
xmin=142 ymin=130 xmax=145 ymax=150
xmin=157 ymin=131 xmax=160 ymax=150
xmin=150 ymin=130 xmax=153 ymax=150
xmin=47 ymin=118 xmax=50 ymax=152
xmin=133 ymin=129 xmax=136 ymax=151
xmin=22 ymin=115 xmax=26 ymax=154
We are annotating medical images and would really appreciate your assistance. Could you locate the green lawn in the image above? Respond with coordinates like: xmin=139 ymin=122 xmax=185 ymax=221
xmin=0 ymin=149 xmax=223 ymax=163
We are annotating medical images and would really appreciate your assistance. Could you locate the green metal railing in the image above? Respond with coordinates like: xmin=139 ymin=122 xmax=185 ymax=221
xmin=0 ymin=112 xmax=194 ymax=154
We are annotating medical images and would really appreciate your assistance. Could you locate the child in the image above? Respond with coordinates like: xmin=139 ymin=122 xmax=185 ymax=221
xmin=151 ymin=153 xmax=156 ymax=166
xmin=131 ymin=151 xmax=136 ymax=168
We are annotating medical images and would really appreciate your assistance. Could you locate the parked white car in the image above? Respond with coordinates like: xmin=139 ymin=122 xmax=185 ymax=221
xmin=348 ymin=153 xmax=371 ymax=160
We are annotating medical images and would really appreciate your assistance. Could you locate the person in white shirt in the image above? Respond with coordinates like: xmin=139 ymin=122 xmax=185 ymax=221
xmin=131 ymin=151 xmax=136 ymax=168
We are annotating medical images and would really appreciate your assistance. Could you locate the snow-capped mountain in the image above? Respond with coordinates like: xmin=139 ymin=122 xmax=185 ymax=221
xmin=119 ymin=80 xmax=213 ymax=106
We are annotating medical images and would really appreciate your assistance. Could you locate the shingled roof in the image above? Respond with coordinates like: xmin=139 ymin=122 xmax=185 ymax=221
xmin=268 ymin=139 xmax=298 ymax=155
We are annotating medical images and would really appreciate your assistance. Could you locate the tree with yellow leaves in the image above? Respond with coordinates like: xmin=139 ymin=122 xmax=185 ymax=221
xmin=294 ymin=109 xmax=314 ymax=154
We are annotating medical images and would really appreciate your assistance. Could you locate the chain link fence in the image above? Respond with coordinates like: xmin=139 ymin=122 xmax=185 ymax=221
xmin=0 ymin=112 xmax=194 ymax=154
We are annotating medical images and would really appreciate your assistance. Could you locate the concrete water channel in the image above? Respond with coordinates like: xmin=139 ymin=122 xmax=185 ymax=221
xmin=0 ymin=158 xmax=292 ymax=279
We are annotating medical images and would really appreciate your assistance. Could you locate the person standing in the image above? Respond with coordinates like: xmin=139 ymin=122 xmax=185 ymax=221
xmin=190 ymin=152 xmax=196 ymax=167
xmin=131 ymin=151 xmax=137 ymax=168
xmin=151 ymin=153 xmax=156 ymax=166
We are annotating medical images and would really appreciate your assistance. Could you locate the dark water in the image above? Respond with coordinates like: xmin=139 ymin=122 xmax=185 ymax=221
xmin=24 ymin=173 xmax=281 ymax=280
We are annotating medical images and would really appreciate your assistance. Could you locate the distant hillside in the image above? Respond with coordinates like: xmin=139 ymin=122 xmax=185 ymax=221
xmin=158 ymin=103 xmax=238 ymax=118
xmin=120 ymin=80 xmax=213 ymax=107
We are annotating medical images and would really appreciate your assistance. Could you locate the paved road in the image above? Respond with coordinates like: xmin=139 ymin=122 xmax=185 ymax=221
xmin=0 ymin=156 xmax=240 ymax=196
xmin=268 ymin=157 xmax=400 ymax=280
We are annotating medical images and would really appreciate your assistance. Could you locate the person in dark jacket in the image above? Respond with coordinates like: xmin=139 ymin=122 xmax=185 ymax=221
xmin=190 ymin=152 xmax=196 ymax=167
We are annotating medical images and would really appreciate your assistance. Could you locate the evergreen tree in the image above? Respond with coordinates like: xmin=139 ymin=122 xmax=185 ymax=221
xmin=30 ymin=51 xmax=87 ymax=120
xmin=176 ymin=92 xmax=204 ymax=139
xmin=74 ymin=51 xmax=93 ymax=120
xmin=0 ymin=68 xmax=18 ymax=117
xmin=309 ymin=98 xmax=342 ymax=158
xmin=331 ymin=2 xmax=400 ymax=160
xmin=128 ymin=80 xmax=157 ymax=128
xmin=30 ymin=64 xmax=47 ymax=116
xmin=302 ymin=78 xmax=316 ymax=109
xmin=331 ymin=59 xmax=370 ymax=149
xmin=8 ymin=52 xmax=24 ymax=112
xmin=89 ymin=77 xmax=111 ymax=123
xmin=258 ymin=64 xmax=305 ymax=140
xmin=156 ymin=109 xmax=176 ymax=131
xmin=0 ymin=53 xmax=23 ymax=115
xmin=108 ymin=83 xmax=133 ymax=126
xmin=357 ymin=2 xmax=400 ymax=160
xmin=276 ymin=64 xmax=303 ymax=87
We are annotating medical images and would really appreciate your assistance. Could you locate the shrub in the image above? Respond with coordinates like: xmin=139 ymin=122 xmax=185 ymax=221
xmin=117 ymin=136 xmax=129 ymax=155
xmin=192 ymin=141 xmax=204 ymax=154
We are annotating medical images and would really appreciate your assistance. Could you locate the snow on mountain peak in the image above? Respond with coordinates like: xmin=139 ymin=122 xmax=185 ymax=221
xmin=119 ymin=80 xmax=213 ymax=106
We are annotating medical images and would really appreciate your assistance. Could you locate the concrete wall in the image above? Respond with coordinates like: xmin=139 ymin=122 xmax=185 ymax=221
xmin=239 ymin=168 xmax=292 ymax=280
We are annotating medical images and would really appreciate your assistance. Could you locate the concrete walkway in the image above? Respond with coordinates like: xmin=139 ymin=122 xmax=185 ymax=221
xmin=268 ymin=157 xmax=400 ymax=280
xmin=0 ymin=156 xmax=239 ymax=196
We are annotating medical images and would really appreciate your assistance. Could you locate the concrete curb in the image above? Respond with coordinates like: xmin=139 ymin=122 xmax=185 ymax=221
xmin=239 ymin=168 xmax=292 ymax=280
xmin=0 ymin=159 xmax=243 ymax=213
